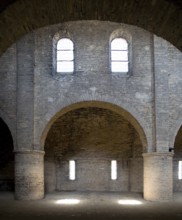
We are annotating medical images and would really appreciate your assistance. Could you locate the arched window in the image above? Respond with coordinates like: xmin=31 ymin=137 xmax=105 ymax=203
xmin=111 ymin=38 xmax=128 ymax=73
xmin=57 ymin=38 xmax=74 ymax=73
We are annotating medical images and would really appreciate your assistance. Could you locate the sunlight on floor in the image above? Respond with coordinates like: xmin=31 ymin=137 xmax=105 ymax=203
xmin=55 ymin=199 xmax=80 ymax=205
xmin=118 ymin=199 xmax=142 ymax=205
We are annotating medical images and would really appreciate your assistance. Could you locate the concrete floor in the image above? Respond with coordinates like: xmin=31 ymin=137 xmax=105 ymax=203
xmin=0 ymin=191 xmax=182 ymax=220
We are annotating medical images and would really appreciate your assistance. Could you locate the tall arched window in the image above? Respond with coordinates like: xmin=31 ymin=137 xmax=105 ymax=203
xmin=111 ymin=38 xmax=128 ymax=73
xmin=57 ymin=38 xmax=74 ymax=73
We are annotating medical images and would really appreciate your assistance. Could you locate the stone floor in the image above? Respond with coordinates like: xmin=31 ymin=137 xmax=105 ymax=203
xmin=0 ymin=191 xmax=182 ymax=220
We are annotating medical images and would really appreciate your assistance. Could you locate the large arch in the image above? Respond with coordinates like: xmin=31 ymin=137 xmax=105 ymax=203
xmin=41 ymin=101 xmax=148 ymax=152
xmin=43 ymin=101 xmax=147 ymax=193
xmin=0 ymin=0 xmax=182 ymax=56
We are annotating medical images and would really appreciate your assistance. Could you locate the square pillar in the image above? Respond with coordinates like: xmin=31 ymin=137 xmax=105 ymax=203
xmin=143 ymin=152 xmax=173 ymax=201
xmin=15 ymin=150 xmax=45 ymax=200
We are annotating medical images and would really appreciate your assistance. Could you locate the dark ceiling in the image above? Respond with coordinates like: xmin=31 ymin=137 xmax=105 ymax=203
xmin=0 ymin=0 xmax=16 ymax=12
xmin=0 ymin=0 xmax=182 ymax=12
xmin=0 ymin=0 xmax=182 ymax=55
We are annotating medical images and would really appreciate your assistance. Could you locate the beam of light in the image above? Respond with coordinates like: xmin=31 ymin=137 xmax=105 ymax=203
xmin=118 ymin=200 xmax=142 ymax=205
xmin=55 ymin=199 xmax=80 ymax=205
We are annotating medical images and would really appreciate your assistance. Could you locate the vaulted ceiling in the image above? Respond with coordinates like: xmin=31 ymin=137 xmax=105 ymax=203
xmin=0 ymin=0 xmax=182 ymax=56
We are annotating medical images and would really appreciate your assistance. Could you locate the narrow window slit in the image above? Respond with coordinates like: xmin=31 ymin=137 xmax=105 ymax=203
xmin=69 ymin=160 xmax=76 ymax=180
xmin=111 ymin=160 xmax=117 ymax=180
xmin=178 ymin=161 xmax=182 ymax=180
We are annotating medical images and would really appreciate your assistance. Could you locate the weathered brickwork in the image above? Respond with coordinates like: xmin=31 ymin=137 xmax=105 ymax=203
xmin=33 ymin=21 xmax=153 ymax=151
xmin=15 ymin=151 xmax=44 ymax=200
xmin=143 ymin=153 xmax=173 ymax=201
xmin=45 ymin=107 xmax=143 ymax=192
xmin=16 ymin=33 xmax=35 ymax=150
xmin=0 ymin=20 xmax=182 ymax=201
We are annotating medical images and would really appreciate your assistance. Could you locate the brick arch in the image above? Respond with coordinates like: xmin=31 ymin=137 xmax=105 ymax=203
xmin=169 ymin=117 xmax=182 ymax=148
xmin=40 ymin=101 xmax=148 ymax=152
xmin=0 ymin=0 xmax=182 ymax=56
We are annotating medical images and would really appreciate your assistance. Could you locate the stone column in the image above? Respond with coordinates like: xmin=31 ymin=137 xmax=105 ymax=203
xmin=15 ymin=150 xmax=45 ymax=200
xmin=143 ymin=152 xmax=173 ymax=201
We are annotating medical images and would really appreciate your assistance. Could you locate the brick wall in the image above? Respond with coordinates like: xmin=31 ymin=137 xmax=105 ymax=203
xmin=45 ymin=107 xmax=143 ymax=192
xmin=0 ymin=20 xmax=182 ymax=194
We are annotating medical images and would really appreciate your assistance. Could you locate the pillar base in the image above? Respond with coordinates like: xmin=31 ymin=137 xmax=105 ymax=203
xmin=14 ymin=150 xmax=45 ymax=200
xmin=143 ymin=152 xmax=173 ymax=202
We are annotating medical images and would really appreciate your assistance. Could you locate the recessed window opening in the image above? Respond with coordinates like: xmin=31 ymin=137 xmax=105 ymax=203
xmin=178 ymin=161 xmax=182 ymax=180
xmin=111 ymin=38 xmax=128 ymax=73
xmin=111 ymin=160 xmax=117 ymax=180
xmin=69 ymin=160 xmax=76 ymax=180
xmin=57 ymin=38 xmax=74 ymax=73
